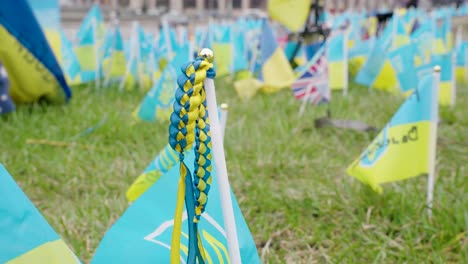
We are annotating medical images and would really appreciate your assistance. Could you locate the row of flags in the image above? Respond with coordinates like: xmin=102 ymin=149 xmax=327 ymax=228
xmin=0 ymin=1 xmax=466 ymax=263
xmin=2 ymin=1 xmax=467 ymax=119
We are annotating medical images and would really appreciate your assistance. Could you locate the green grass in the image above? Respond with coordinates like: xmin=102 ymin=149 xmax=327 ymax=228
xmin=1 ymin=80 xmax=466 ymax=263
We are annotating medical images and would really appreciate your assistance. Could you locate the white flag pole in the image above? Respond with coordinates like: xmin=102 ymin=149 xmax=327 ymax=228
xmin=220 ymin=103 xmax=228 ymax=140
xmin=451 ymin=52 xmax=456 ymax=107
xmin=200 ymin=49 xmax=241 ymax=264
xmin=427 ymin=65 xmax=440 ymax=218
xmin=93 ymin=18 xmax=100 ymax=90
xmin=103 ymin=19 xmax=118 ymax=88
xmin=119 ymin=21 xmax=138 ymax=92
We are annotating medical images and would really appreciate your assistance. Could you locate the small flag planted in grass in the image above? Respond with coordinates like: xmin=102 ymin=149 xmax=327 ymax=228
xmin=347 ymin=67 xmax=440 ymax=216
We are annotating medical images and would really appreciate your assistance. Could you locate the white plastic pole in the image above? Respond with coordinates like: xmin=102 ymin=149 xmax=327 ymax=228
xmin=119 ymin=21 xmax=138 ymax=92
xmin=451 ymin=52 xmax=456 ymax=107
xmin=203 ymin=53 xmax=241 ymax=264
xmin=427 ymin=66 xmax=440 ymax=218
xmin=162 ymin=16 xmax=173 ymax=60
xmin=220 ymin=103 xmax=228 ymax=140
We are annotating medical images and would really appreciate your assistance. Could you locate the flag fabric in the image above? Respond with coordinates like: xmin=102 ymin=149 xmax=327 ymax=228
xmin=232 ymin=29 xmax=249 ymax=73
xmin=92 ymin=151 xmax=261 ymax=263
xmin=27 ymin=0 xmax=62 ymax=60
xmin=268 ymin=0 xmax=310 ymax=32
xmin=60 ymin=31 xmax=82 ymax=84
xmin=126 ymin=144 xmax=178 ymax=202
xmin=76 ymin=4 xmax=104 ymax=44
xmin=212 ymin=25 xmax=233 ymax=77
xmin=431 ymin=53 xmax=456 ymax=106
xmin=388 ymin=43 xmax=418 ymax=94
xmin=355 ymin=20 xmax=397 ymax=92
xmin=134 ymin=44 xmax=190 ymax=122
xmin=326 ymin=27 xmax=349 ymax=92
xmin=0 ymin=0 xmax=71 ymax=104
xmin=75 ymin=17 xmax=99 ymax=83
xmin=347 ymin=72 xmax=439 ymax=193
xmin=0 ymin=164 xmax=81 ymax=263
xmin=292 ymin=47 xmax=330 ymax=105
xmin=102 ymin=25 xmax=127 ymax=83
xmin=258 ymin=19 xmax=296 ymax=93
xmin=455 ymin=37 xmax=468 ymax=82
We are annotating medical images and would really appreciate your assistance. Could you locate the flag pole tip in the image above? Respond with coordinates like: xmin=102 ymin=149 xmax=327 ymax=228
xmin=199 ymin=48 xmax=214 ymax=63
xmin=220 ymin=103 xmax=229 ymax=110
xmin=433 ymin=65 xmax=441 ymax=72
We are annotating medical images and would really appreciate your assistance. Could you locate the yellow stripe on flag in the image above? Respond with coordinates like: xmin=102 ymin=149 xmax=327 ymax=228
xmin=438 ymin=81 xmax=454 ymax=106
xmin=75 ymin=45 xmax=97 ymax=71
xmin=347 ymin=122 xmax=431 ymax=193
xmin=372 ymin=60 xmax=399 ymax=93
xmin=6 ymin=240 xmax=79 ymax=264
xmin=0 ymin=26 xmax=66 ymax=103
xmin=212 ymin=43 xmax=232 ymax=77
xmin=260 ymin=48 xmax=295 ymax=93
xmin=268 ymin=0 xmax=310 ymax=32
xmin=329 ymin=61 xmax=346 ymax=90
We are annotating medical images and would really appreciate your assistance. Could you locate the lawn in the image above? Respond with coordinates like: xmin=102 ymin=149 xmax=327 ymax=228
xmin=1 ymin=79 xmax=466 ymax=263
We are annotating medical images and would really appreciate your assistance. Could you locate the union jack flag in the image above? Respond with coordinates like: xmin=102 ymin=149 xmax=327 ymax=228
xmin=292 ymin=48 xmax=330 ymax=105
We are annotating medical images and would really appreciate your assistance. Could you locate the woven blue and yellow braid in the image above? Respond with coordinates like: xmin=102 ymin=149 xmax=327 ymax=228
xmin=169 ymin=54 xmax=215 ymax=264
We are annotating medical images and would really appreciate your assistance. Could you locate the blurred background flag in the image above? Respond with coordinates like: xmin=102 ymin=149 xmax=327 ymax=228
xmin=258 ymin=18 xmax=296 ymax=93
xmin=388 ymin=42 xmax=418 ymax=94
xmin=60 ymin=30 xmax=82 ymax=84
xmin=0 ymin=164 xmax=80 ymax=263
xmin=431 ymin=53 xmax=456 ymax=106
xmin=326 ymin=27 xmax=349 ymax=93
xmin=347 ymin=72 xmax=439 ymax=193
xmin=0 ymin=0 xmax=71 ymax=104
xmin=75 ymin=18 xmax=99 ymax=83
xmin=292 ymin=46 xmax=329 ymax=105
xmin=268 ymin=0 xmax=311 ymax=32
xmin=133 ymin=43 xmax=190 ymax=122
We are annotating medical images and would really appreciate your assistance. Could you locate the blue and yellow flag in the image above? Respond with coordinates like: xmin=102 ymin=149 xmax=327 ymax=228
xmin=0 ymin=164 xmax=81 ymax=263
xmin=75 ymin=17 xmax=98 ymax=83
xmin=232 ymin=29 xmax=248 ymax=73
xmin=92 ymin=151 xmax=260 ymax=263
xmin=268 ymin=0 xmax=310 ymax=32
xmin=212 ymin=25 xmax=233 ymax=77
xmin=347 ymin=72 xmax=439 ymax=193
xmin=258 ymin=19 xmax=295 ymax=93
xmin=60 ymin=31 xmax=82 ymax=84
xmin=388 ymin=43 xmax=417 ymax=94
xmin=431 ymin=53 xmax=455 ymax=106
xmin=28 ymin=0 xmax=62 ymax=60
xmin=134 ymin=44 xmax=190 ymax=122
xmin=76 ymin=4 xmax=104 ymax=44
xmin=0 ymin=0 xmax=71 ymax=104
xmin=102 ymin=25 xmax=127 ymax=84
xmin=355 ymin=19 xmax=396 ymax=92
xmin=455 ymin=37 xmax=467 ymax=83
xmin=326 ymin=28 xmax=348 ymax=92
